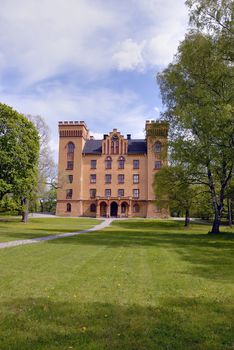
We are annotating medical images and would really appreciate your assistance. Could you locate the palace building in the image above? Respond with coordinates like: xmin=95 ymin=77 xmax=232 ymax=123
xmin=56 ymin=120 xmax=168 ymax=218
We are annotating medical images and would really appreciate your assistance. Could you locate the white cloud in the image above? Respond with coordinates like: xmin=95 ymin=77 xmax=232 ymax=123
xmin=0 ymin=0 xmax=188 ymax=85
xmin=112 ymin=39 xmax=146 ymax=71
xmin=1 ymin=82 xmax=152 ymax=159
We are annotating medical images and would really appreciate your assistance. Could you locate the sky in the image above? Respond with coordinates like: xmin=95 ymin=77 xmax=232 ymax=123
xmin=0 ymin=0 xmax=189 ymax=160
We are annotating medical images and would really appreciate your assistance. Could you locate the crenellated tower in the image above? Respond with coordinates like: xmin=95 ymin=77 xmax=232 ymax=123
xmin=56 ymin=121 xmax=89 ymax=216
xmin=145 ymin=120 xmax=169 ymax=217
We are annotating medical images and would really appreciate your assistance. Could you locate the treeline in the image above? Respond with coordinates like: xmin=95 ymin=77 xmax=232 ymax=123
xmin=0 ymin=104 xmax=57 ymax=221
xmin=154 ymin=0 xmax=234 ymax=233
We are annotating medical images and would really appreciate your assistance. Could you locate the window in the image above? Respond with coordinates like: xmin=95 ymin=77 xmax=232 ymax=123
xmin=118 ymin=189 xmax=124 ymax=197
xmin=118 ymin=174 xmax=124 ymax=184
xmin=133 ymin=160 xmax=139 ymax=169
xmin=90 ymin=174 xmax=96 ymax=183
xmin=67 ymin=142 xmax=75 ymax=170
xmin=67 ymin=142 xmax=75 ymax=153
xmin=155 ymin=161 xmax=162 ymax=169
xmin=66 ymin=189 xmax=73 ymax=199
xmin=133 ymin=174 xmax=139 ymax=184
xmin=111 ymin=135 xmax=119 ymax=154
xmin=90 ymin=203 xmax=96 ymax=212
xmin=105 ymin=174 xmax=112 ymax=184
xmin=105 ymin=156 xmax=112 ymax=169
xmin=90 ymin=189 xmax=96 ymax=198
xmin=133 ymin=189 xmax=139 ymax=198
xmin=91 ymin=160 xmax=97 ymax=169
xmin=67 ymin=161 xmax=74 ymax=170
xmin=133 ymin=203 xmax=140 ymax=213
xmin=66 ymin=203 xmax=71 ymax=212
xmin=154 ymin=142 xmax=162 ymax=153
xmin=118 ymin=156 xmax=125 ymax=169
xmin=105 ymin=189 xmax=111 ymax=197
xmin=68 ymin=175 xmax=73 ymax=183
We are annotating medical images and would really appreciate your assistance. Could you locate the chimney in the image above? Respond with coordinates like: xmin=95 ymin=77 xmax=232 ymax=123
xmin=127 ymin=134 xmax=131 ymax=140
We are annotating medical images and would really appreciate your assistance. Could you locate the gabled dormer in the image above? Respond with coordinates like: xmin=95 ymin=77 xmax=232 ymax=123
xmin=102 ymin=129 xmax=128 ymax=155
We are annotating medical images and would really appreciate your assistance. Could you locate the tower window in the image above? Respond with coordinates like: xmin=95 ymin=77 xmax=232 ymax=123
xmin=154 ymin=142 xmax=162 ymax=153
xmin=66 ymin=203 xmax=72 ymax=212
xmin=155 ymin=161 xmax=162 ymax=169
xmin=67 ymin=142 xmax=75 ymax=170
xmin=68 ymin=175 xmax=73 ymax=183
xmin=66 ymin=189 xmax=73 ymax=199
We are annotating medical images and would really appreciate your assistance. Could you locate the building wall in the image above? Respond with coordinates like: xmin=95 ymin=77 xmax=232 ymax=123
xmin=56 ymin=120 xmax=169 ymax=218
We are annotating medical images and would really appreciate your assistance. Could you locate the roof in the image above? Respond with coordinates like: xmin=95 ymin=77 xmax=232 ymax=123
xmin=82 ymin=139 xmax=147 ymax=154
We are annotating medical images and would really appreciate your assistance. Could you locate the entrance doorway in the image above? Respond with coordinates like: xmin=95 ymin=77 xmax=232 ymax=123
xmin=100 ymin=202 xmax=107 ymax=217
xmin=110 ymin=202 xmax=118 ymax=217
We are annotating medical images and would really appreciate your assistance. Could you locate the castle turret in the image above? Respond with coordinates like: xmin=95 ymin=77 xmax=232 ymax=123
xmin=145 ymin=120 xmax=169 ymax=217
xmin=56 ymin=121 xmax=89 ymax=216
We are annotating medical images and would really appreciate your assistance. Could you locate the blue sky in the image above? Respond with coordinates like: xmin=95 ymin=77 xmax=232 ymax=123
xmin=0 ymin=0 xmax=188 ymax=159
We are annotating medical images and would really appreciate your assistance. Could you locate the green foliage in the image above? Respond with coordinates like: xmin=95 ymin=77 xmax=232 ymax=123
xmin=154 ymin=165 xmax=194 ymax=212
xmin=0 ymin=104 xmax=40 ymax=202
xmin=157 ymin=10 xmax=234 ymax=232
xmin=0 ymin=194 xmax=18 ymax=213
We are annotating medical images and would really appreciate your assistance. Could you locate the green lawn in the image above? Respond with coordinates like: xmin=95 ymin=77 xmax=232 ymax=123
xmin=0 ymin=219 xmax=233 ymax=350
xmin=0 ymin=217 xmax=100 ymax=242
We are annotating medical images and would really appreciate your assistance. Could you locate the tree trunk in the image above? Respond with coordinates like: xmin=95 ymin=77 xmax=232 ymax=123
xmin=40 ymin=199 xmax=44 ymax=213
xmin=184 ymin=208 xmax=190 ymax=227
xmin=227 ymin=198 xmax=232 ymax=227
xmin=21 ymin=198 xmax=29 ymax=223
xmin=210 ymin=209 xmax=222 ymax=234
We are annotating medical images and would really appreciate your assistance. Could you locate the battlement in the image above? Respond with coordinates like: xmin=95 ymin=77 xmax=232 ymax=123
xmin=58 ymin=120 xmax=88 ymax=129
xmin=145 ymin=119 xmax=169 ymax=137
xmin=145 ymin=119 xmax=168 ymax=125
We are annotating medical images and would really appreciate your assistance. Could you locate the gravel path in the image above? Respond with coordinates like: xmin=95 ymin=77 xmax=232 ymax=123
xmin=0 ymin=219 xmax=114 ymax=250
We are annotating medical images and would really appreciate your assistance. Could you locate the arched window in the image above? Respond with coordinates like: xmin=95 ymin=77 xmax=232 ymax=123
xmin=105 ymin=156 xmax=112 ymax=169
xmin=67 ymin=203 xmax=72 ymax=212
xmin=118 ymin=156 xmax=125 ymax=169
xmin=154 ymin=142 xmax=162 ymax=153
xmin=111 ymin=141 xmax=114 ymax=154
xmin=133 ymin=203 xmax=140 ymax=213
xmin=67 ymin=142 xmax=75 ymax=169
xmin=67 ymin=142 xmax=75 ymax=153
xmin=111 ymin=135 xmax=119 ymax=154
xmin=90 ymin=203 xmax=96 ymax=212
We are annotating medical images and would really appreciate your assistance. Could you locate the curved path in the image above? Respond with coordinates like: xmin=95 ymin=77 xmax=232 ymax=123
xmin=0 ymin=218 xmax=114 ymax=250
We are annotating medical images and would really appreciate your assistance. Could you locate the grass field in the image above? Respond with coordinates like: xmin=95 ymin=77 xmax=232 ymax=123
xmin=0 ymin=217 xmax=100 ymax=242
xmin=0 ymin=219 xmax=233 ymax=349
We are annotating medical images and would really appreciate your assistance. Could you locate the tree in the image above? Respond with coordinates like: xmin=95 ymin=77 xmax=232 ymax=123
xmin=154 ymin=165 xmax=196 ymax=226
xmin=27 ymin=115 xmax=57 ymax=211
xmin=0 ymin=103 xmax=39 ymax=222
xmin=157 ymin=29 xmax=234 ymax=233
xmin=186 ymin=0 xmax=234 ymax=35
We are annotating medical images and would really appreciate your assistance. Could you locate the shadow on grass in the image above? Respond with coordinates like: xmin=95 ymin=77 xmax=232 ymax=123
xmin=0 ymin=297 xmax=233 ymax=350
xmin=47 ymin=221 xmax=234 ymax=282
